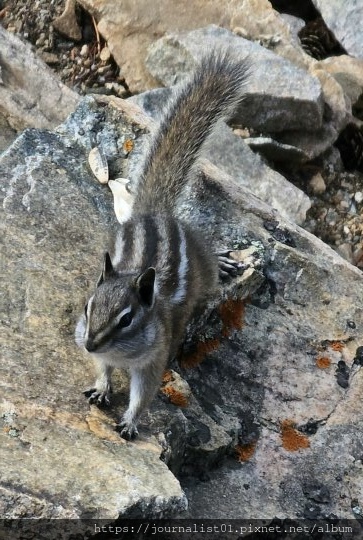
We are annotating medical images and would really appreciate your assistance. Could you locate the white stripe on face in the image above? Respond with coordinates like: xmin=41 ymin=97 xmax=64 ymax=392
xmin=95 ymin=305 xmax=133 ymax=343
xmin=85 ymin=295 xmax=94 ymax=339
xmin=114 ymin=305 xmax=132 ymax=326
xmin=171 ymin=224 xmax=188 ymax=303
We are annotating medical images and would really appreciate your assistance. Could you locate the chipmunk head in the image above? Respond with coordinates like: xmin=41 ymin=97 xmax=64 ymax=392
xmin=75 ymin=253 xmax=157 ymax=356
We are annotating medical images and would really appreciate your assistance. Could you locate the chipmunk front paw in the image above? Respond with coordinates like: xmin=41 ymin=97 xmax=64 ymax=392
xmin=115 ymin=419 xmax=139 ymax=440
xmin=217 ymin=250 xmax=248 ymax=279
xmin=83 ymin=387 xmax=112 ymax=407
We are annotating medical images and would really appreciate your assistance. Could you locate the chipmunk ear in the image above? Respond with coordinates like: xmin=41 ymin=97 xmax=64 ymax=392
xmin=136 ymin=267 xmax=156 ymax=306
xmin=97 ymin=252 xmax=114 ymax=286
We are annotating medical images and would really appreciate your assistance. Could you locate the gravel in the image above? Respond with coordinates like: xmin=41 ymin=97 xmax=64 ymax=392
xmin=1 ymin=0 xmax=129 ymax=97
xmin=304 ymin=169 xmax=363 ymax=269
xmin=280 ymin=155 xmax=363 ymax=270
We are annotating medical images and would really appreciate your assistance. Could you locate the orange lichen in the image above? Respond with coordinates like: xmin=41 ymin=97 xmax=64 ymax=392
xmin=316 ymin=356 xmax=331 ymax=369
xmin=180 ymin=297 xmax=247 ymax=369
xmin=281 ymin=420 xmax=310 ymax=452
xmin=161 ymin=386 xmax=189 ymax=407
xmin=235 ymin=441 xmax=257 ymax=462
xmin=180 ymin=338 xmax=220 ymax=369
xmin=329 ymin=341 xmax=344 ymax=352
xmin=123 ymin=139 xmax=134 ymax=154
xmin=162 ymin=370 xmax=174 ymax=383
xmin=218 ymin=298 xmax=246 ymax=338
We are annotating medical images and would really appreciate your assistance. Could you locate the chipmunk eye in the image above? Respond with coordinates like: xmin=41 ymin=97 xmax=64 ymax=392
xmin=117 ymin=311 xmax=133 ymax=329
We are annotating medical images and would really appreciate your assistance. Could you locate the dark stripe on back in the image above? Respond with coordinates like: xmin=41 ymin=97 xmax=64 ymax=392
xmin=142 ymin=215 xmax=160 ymax=269
xmin=120 ymin=220 xmax=135 ymax=268
xmin=163 ymin=217 xmax=182 ymax=295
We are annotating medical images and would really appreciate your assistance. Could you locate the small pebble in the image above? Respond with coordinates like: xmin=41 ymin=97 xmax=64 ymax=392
xmin=88 ymin=147 xmax=109 ymax=184
xmin=100 ymin=46 xmax=111 ymax=62
xmin=40 ymin=52 xmax=59 ymax=65
xmin=309 ymin=173 xmax=326 ymax=195
xmin=97 ymin=65 xmax=111 ymax=75
xmin=80 ymin=44 xmax=89 ymax=57
xmin=354 ymin=192 xmax=363 ymax=204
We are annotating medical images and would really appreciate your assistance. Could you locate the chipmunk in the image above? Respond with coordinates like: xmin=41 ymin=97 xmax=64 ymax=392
xmin=75 ymin=51 xmax=249 ymax=440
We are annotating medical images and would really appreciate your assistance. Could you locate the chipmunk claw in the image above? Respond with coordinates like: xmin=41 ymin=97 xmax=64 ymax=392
xmin=83 ymin=387 xmax=112 ymax=407
xmin=216 ymin=250 xmax=248 ymax=279
xmin=115 ymin=420 xmax=139 ymax=440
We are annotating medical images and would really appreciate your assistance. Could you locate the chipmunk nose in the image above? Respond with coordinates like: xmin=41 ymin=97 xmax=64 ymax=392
xmin=85 ymin=339 xmax=97 ymax=352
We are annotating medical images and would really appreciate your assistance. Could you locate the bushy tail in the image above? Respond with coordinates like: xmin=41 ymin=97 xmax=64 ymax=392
xmin=133 ymin=51 xmax=250 ymax=213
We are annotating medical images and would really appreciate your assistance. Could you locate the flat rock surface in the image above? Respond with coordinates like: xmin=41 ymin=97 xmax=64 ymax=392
xmin=205 ymin=125 xmax=311 ymax=224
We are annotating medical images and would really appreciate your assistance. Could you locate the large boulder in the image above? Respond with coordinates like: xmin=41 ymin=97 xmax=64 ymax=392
xmin=1 ymin=93 xmax=362 ymax=527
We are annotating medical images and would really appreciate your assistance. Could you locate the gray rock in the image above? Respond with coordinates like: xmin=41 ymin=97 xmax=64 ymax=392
xmin=145 ymin=25 xmax=324 ymax=133
xmin=1 ymin=94 xmax=362 ymax=523
xmin=0 ymin=26 xmax=79 ymax=131
xmin=144 ymin=25 xmax=353 ymax=161
xmin=269 ymin=66 xmax=349 ymax=162
xmin=129 ymin=87 xmax=173 ymax=120
xmin=204 ymin=124 xmax=311 ymax=224
xmin=182 ymin=411 xmax=363 ymax=522
xmin=312 ymin=0 xmax=363 ymax=60
xmin=274 ymin=122 xmax=339 ymax=161
xmin=246 ymin=121 xmax=344 ymax=163
xmin=131 ymin=90 xmax=311 ymax=224
xmin=316 ymin=55 xmax=363 ymax=110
